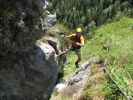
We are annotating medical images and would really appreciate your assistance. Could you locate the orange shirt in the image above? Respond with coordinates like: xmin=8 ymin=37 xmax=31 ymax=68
xmin=66 ymin=33 xmax=85 ymax=48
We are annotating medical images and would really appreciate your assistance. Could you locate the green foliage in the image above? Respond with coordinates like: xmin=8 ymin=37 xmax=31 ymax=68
xmin=64 ymin=17 xmax=133 ymax=99
xmin=103 ymin=79 xmax=123 ymax=99
xmin=88 ymin=17 xmax=133 ymax=98
xmin=48 ymin=0 xmax=133 ymax=28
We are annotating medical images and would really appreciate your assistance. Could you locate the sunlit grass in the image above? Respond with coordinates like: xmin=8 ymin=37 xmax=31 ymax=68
xmin=64 ymin=17 xmax=133 ymax=98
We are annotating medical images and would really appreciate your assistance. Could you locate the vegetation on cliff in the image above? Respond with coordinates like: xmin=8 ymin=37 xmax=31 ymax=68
xmin=63 ymin=17 xmax=133 ymax=99
xmin=48 ymin=0 xmax=133 ymax=28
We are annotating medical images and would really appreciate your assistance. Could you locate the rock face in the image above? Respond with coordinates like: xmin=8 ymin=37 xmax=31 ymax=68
xmin=51 ymin=61 xmax=91 ymax=100
xmin=41 ymin=13 xmax=57 ymax=31
xmin=0 ymin=42 xmax=59 ymax=100
xmin=0 ymin=0 xmax=59 ymax=100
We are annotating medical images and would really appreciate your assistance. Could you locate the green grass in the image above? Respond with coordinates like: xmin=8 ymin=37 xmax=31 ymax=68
xmin=63 ymin=17 xmax=133 ymax=98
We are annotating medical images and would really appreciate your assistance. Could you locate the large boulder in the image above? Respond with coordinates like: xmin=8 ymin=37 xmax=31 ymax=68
xmin=0 ymin=0 xmax=59 ymax=99
xmin=50 ymin=61 xmax=91 ymax=100
xmin=0 ymin=42 xmax=59 ymax=100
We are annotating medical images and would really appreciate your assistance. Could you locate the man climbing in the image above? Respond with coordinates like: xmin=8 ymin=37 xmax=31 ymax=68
xmin=59 ymin=27 xmax=85 ymax=68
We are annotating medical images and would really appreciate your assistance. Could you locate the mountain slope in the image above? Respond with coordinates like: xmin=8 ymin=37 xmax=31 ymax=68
xmin=58 ymin=17 xmax=133 ymax=99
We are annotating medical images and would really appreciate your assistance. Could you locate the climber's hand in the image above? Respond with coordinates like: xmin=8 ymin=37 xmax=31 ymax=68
xmin=75 ymin=42 xmax=83 ymax=46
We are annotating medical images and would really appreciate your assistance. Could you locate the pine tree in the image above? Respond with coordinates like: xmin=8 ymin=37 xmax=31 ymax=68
xmin=48 ymin=0 xmax=133 ymax=28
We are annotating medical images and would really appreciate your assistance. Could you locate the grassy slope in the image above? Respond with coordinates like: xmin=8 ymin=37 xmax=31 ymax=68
xmin=64 ymin=17 xmax=133 ymax=98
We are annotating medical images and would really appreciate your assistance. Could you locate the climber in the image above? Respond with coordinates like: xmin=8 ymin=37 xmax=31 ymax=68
xmin=59 ymin=27 xmax=85 ymax=68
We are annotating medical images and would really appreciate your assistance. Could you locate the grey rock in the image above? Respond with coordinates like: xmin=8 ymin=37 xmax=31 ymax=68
xmin=0 ymin=42 xmax=59 ymax=100
xmin=41 ymin=13 xmax=57 ymax=31
xmin=0 ymin=0 xmax=59 ymax=99
xmin=52 ymin=61 xmax=91 ymax=98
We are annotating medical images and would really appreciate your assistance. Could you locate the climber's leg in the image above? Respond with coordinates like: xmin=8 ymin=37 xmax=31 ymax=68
xmin=75 ymin=49 xmax=81 ymax=68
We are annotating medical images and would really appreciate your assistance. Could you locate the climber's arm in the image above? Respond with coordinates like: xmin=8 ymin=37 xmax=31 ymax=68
xmin=75 ymin=36 xmax=85 ymax=47
xmin=80 ymin=36 xmax=85 ymax=46
xmin=65 ymin=34 xmax=76 ymax=38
